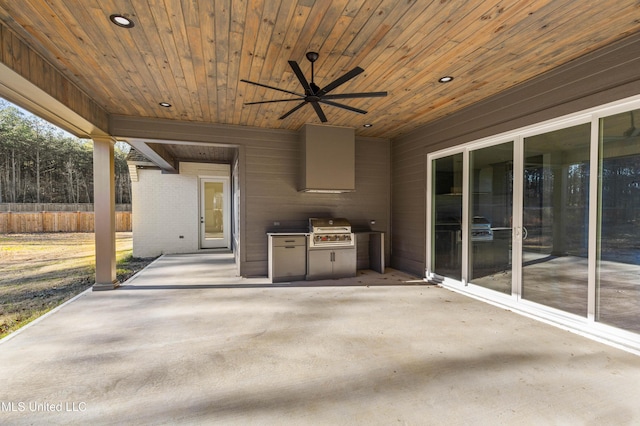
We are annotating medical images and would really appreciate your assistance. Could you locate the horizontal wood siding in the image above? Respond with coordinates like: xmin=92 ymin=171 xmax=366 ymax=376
xmin=113 ymin=117 xmax=391 ymax=277
xmin=243 ymin=134 xmax=391 ymax=277
xmin=390 ymin=136 xmax=426 ymax=276
xmin=0 ymin=211 xmax=131 ymax=233
xmin=390 ymin=31 xmax=640 ymax=278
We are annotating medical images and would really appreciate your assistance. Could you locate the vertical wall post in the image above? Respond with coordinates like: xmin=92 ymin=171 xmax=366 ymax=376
xmin=92 ymin=137 xmax=117 ymax=290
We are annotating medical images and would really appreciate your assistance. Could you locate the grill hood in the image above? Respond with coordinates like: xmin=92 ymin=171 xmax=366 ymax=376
xmin=298 ymin=124 xmax=355 ymax=193
xmin=308 ymin=217 xmax=351 ymax=231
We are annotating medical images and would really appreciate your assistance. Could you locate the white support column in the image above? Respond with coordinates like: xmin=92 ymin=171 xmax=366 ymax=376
xmin=92 ymin=137 xmax=117 ymax=290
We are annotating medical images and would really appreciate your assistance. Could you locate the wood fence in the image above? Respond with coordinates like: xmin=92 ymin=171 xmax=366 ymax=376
xmin=0 ymin=203 xmax=131 ymax=212
xmin=0 ymin=211 xmax=132 ymax=233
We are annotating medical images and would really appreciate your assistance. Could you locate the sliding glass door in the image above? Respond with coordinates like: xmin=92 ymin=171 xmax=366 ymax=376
xmin=429 ymin=99 xmax=640 ymax=348
xmin=431 ymin=154 xmax=463 ymax=281
xmin=468 ymin=142 xmax=514 ymax=294
xmin=596 ymin=108 xmax=640 ymax=333
xmin=521 ymin=124 xmax=591 ymax=316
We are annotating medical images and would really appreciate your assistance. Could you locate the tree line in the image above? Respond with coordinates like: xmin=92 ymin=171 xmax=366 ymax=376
xmin=0 ymin=100 xmax=131 ymax=204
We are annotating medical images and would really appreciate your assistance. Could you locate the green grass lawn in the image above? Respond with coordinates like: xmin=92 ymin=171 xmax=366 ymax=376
xmin=0 ymin=232 xmax=155 ymax=338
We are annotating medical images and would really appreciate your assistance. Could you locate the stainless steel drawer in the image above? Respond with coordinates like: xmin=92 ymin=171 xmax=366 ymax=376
xmin=271 ymin=235 xmax=306 ymax=247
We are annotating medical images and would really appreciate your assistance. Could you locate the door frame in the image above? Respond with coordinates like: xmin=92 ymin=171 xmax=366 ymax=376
xmin=199 ymin=177 xmax=231 ymax=249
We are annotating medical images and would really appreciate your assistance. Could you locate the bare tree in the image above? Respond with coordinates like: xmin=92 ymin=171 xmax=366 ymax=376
xmin=0 ymin=100 xmax=132 ymax=205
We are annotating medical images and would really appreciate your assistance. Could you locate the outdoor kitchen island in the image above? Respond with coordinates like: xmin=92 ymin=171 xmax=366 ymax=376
xmin=267 ymin=218 xmax=359 ymax=283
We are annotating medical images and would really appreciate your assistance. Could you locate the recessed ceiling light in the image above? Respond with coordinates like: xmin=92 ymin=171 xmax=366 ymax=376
xmin=109 ymin=14 xmax=134 ymax=28
xmin=159 ymin=102 xmax=171 ymax=108
xmin=438 ymin=76 xmax=454 ymax=83
xmin=363 ymin=123 xmax=373 ymax=128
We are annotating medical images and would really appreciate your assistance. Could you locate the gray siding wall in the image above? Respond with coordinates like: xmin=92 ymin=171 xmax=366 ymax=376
xmin=113 ymin=117 xmax=390 ymax=277
xmin=390 ymin=32 xmax=640 ymax=277
xmin=243 ymin=135 xmax=391 ymax=276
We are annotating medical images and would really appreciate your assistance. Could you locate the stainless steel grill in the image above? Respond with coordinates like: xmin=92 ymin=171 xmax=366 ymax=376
xmin=308 ymin=217 xmax=354 ymax=248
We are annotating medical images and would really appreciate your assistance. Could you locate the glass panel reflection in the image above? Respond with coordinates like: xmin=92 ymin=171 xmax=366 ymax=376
xmin=597 ymin=109 xmax=640 ymax=333
xmin=432 ymin=154 xmax=463 ymax=280
xmin=522 ymin=123 xmax=590 ymax=316
xmin=204 ymin=182 xmax=224 ymax=240
xmin=468 ymin=142 xmax=513 ymax=294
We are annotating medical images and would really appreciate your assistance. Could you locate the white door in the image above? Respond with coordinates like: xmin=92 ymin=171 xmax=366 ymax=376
xmin=200 ymin=178 xmax=230 ymax=249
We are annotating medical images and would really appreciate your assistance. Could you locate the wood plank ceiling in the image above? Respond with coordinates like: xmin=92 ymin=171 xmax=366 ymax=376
xmin=0 ymin=0 xmax=639 ymax=139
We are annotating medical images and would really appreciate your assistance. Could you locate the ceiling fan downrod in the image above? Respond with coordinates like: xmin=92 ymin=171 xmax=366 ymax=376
xmin=306 ymin=51 xmax=320 ymax=94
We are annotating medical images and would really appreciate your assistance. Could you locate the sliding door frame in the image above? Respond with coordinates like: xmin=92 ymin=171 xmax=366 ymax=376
xmin=425 ymin=94 xmax=640 ymax=354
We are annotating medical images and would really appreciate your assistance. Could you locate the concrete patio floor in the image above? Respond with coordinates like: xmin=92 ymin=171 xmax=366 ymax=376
xmin=1 ymin=253 xmax=640 ymax=425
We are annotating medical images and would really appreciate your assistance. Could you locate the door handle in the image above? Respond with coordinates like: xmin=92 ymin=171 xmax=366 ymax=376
xmin=513 ymin=227 xmax=528 ymax=240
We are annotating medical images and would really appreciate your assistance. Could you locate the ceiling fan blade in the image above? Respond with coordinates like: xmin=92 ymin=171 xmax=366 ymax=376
xmin=288 ymin=61 xmax=314 ymax=94
xmin=322 ymin=91 xmax=387 ymax=100
xmin=319 ymin=99 xmax=367 ymax=115
xmin=311 ymin=102 xmax=327 ymax=122
xmin=244 ymin=98 xmax=304 ymax=105
xmin=240 ymin=79 xmax=303 ymax=97
xmin=279 ymin=101 xmax=308 ymax=120
xmin=318 ymin=67 xmax=364 ymax=95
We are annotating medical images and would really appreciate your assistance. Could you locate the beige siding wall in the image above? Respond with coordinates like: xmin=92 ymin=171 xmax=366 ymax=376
xmin=390 ymin=32 xmax=640 ymax=277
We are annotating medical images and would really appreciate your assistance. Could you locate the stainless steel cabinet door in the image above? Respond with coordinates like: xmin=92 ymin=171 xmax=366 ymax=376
xmin=307 ymin=249 xmax=333 ymax=279
xmin=273 ymin=245 xmax=306 ymax=278
xmin=332 ymin=248 xmax=356 ymax=278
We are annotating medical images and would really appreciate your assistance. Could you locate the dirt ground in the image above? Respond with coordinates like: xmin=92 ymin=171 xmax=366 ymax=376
xmin=0 ymin=232 xmax=155 ymax=338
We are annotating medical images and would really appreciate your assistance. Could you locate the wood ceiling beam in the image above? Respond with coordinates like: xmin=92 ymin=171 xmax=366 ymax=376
xmin=125 ymin=138 xmax=178 ymax=174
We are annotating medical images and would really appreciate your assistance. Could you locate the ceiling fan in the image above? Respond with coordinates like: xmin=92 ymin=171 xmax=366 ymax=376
xmin=241 ymin=51 xmax=387 ymax=122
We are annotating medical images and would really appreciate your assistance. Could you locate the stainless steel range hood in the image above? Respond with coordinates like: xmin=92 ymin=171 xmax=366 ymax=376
xmin=299 ymin=124 xmax=355 ymax=193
